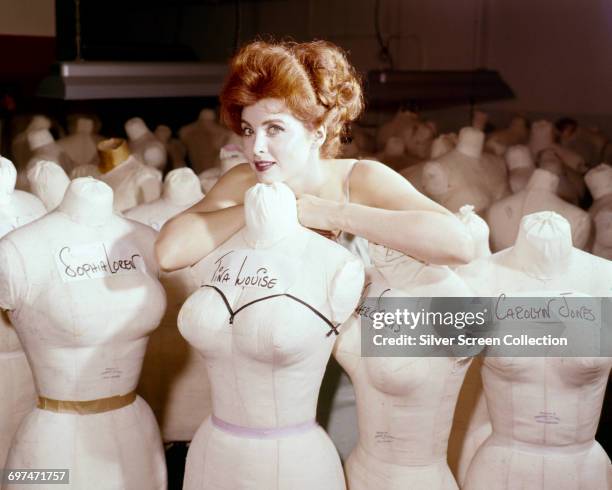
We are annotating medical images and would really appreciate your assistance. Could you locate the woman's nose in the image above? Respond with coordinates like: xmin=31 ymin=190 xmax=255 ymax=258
xmin=253 ymin=132 xmax=267 ymax=154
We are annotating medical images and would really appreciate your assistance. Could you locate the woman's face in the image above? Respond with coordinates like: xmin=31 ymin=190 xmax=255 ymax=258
xmin=241 ymin=98 xmax=319 ymax=185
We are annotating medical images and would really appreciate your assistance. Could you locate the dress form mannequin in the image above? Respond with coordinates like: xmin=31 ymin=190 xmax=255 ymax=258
xmin=18 ymin=129 xmax=74 ymax=190
xmin=0 ymin=177 xmax=167 ymax=489
xmin=154 ymin=124 xmax=187 ymax=170
xmin=339 ymin=125 xmax=377 ymax=159
xmin=57 ymin=117 xmax=103 ymax=168
xmin=592 ymin=210 xmax=612 ymax=260
xmin=179 ymin=109 xmax=234 ymax=174
xmin=376 ymin=111 xmax=436 ymax=161
xmin=198 ymin=143 xmax=247 ymax=194
xmin=456 ymin=205 xmax=491 ymax=260
xmin=10 ymin=115 xmax=51 ymax=170
xmin=179 ymin=182 xmax=363 ymax=489
xmin=423 ymin=127 xmax=509 ymax=213
xmin=126 ymin=168 xmax=209 ymax=442
xmin=98 ymin=138 xmax=162 ymax=213
xmin=505 ymin=145 xmax=535 ymax=193
xmin=26 ymin=160 xmax=70 ymax=211
xmin=400 ymin=133 xmax=457 ymax=194
xmin=585 ymin=164 xmax=612 ymax=256
xmin=335 ymin=243 xmax=472 ymax=490
xmin=529 ymin=120 xmax=587 ymax=174
xmin=537 ymin=148 xmax=584 ymax=205
xmin=486 ymin=169 xmax=591 ymax=252
xmin=472 ymin=110 xmax=488 ymax=131
xmin=558 ymin=119 xmax=608 ymax=168
xmin=457 ymin=212 xmax=612 ymax=490
xmin=375 ymin=136 xmax=419 ymax=171
xmin=485 ymin=116 xmax=529 ymax=156
xmin=0 ymin=157 xmax=46 ymax=467
xmin=124 ymin=117 xmax=167 ymax=170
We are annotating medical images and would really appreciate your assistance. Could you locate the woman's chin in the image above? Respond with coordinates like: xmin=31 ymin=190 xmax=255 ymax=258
xmin=255 ymin=171 xmax=284 ymax=185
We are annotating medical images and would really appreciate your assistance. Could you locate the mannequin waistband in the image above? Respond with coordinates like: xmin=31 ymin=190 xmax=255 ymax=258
xmin=487 ymin=434 xmax=596 ymax=455
xmin=37 ymin=391 xmax=137 ymax=415
xmin=211 ymin=414 xmax=318 ymax=439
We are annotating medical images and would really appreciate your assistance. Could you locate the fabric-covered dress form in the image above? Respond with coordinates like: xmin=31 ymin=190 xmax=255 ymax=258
xmin=179 ymin=182 xmax=364 ymax=489
xmin=0 ymin=178 xmax=167 ymax=489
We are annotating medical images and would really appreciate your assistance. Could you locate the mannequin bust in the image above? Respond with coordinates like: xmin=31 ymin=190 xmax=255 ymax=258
xmin=376 ymin=110 xmax=436 ymax=161
xmin=125 ymin=117 xmax=167 ymax=170
xmin=485 ymin=116 xmax=529 ymax=156
xmin=18 ymin=129 xmax=74 ymax=190
xmin=400 ymin=133 xmax=457 ymax=194
xmin=486 ymin=169 xmax=591 ymax=252
xmin=198 ymin=143 xmax=247 ymax=194
xmin=334 ymin=243 xmax=472 ymax=490
xmin=179 ymin=108 xmax=234 ymax=174
xmin=529 ymin=120 xmax=587 ymax=174
xmin=26 ymin=160 xmax=70 ymax=211
xmin=97 ymin=138 xmax=162 ymax=213
xmin=0 ymin=177 xmax=167 ymax=489
xmin=537 ymin=148 xmax=584 ymax=205
xmin=154 ymin=124 xmax=187 ymax=170
xmin=505 ymin=145 xmax=535 ymax=193
xmin=0 ymin=157 xmax=46 ymax=467
xmin=456 ymin=205 xmax=491 ymax=260
xmin=591 ymin=210 xmax=612 ymax=260
xmin=57 ymin=117 xmax=103 ymax=168
xmin=422 ymin=127 xmax=509 ymax=213
xmin=457 ymin=211 xmax=612 ymax=490
xmin=585 ymin=164 xmax=612 ymax=256
xmin=126 ymin=167 xmax=204 ymax=231
xmin=558 ymin=119 xmax=608 ymax=168
xmin=10 ymin=115 xmax=51 ymax=171
xmin=178 ymin=182 xmax=363 ymax=489
xmin=126 ymin=168 xmax=209 ymax=442
xmin=472 ymin=110 xmax=488 ymax=131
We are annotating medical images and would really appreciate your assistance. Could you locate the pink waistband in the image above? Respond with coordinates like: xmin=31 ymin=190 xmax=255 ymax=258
xmin=211 ymin=415 xmax=318 ymax=439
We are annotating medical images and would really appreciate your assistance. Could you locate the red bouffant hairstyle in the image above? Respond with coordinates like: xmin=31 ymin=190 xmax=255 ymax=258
xmin=220 ymin=39 xmax=364 ymax=159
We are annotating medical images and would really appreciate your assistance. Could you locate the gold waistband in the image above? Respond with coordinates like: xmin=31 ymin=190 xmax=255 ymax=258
xmin=37 ymin=391 xmax=136 ymax=415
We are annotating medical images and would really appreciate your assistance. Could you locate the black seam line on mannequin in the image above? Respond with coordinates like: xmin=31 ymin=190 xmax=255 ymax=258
xmin=202 ymin=285 xmax=339 ymax=336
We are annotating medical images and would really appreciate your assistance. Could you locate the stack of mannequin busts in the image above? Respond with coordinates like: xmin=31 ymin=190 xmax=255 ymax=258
xmin=97 ymin=138 xmax=162 ymax=213
xmin=179 ymin=182 xmax=363 ymax=489
xmin=374 ymin=111 xmax=437 ymax=172
xmin=0 ymin=157 xmax=46 ymax=468
xmin=125 ymin=117 xmax=167 ymax=171
xmin=457 ymin=211 xmax=612 ymax=490
xmin=126 ymin=168 xmax=210 ymax=442
xmin=198 ymin=143 xmax=247 ymax=194
xmin=179 ymin=109 xmax=236 ymax=174
xmin=26 ymin=160 xmax=71 ymax=212
xmin=0 ymin=177 xmax=168 ymax=488
xmin=154 ymin=125 xmax=188 ymax=170
xmin=57 ymin=117 xmax=103 ymax=169
xmin=18 ymin=129 xmax=74 ymax=190
xmin=422 ymin=127 xmax=510 ymax=214
xmin=486 ymin=168 xmax=591 ymax=252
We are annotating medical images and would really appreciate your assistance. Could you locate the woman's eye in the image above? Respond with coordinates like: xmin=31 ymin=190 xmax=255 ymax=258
xmin=267 ymin=125 xmax=283 ymax=136
xmin=241 ymin=127 xmax=253 ymax=137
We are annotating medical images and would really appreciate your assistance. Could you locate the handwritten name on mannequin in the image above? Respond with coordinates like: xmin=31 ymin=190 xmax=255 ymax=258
xmin=55 ymin=242 xmax=144 ymax=282
xmin=208 ymin=250 xmax=295 ymax=291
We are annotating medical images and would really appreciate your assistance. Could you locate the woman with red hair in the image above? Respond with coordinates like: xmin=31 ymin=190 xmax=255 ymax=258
xmin=155 ymin=40 xmax=473 ymax=271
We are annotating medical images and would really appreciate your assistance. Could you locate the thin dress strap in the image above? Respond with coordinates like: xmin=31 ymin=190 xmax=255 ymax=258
xmin=342 ymin=159 xmax=360 ymax=204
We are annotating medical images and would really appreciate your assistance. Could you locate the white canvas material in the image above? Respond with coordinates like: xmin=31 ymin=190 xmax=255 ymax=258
xmin=125 ymin=117 xmax=167 ymax=170
xmin=423 ymin=127 xmax=510 ymax=213
xmin=335 ymin=247 xmax=472 ymax=490
xmin=457 ymin=211 xmax=612 ymax=490
xmin=26 ymin=160 xmax=70 ymax=211
xmin=179 ymin=182 xmax=363 ymax=489
xmin=127 ymin=168 xmax=210 ymax=442
xmin=0 ymin=157 xmax=46 ymax=468
xmin=486 ymin=169 xmax=591 ymax=252
xmin=0 ymin=178 xmax=167 ymax=489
